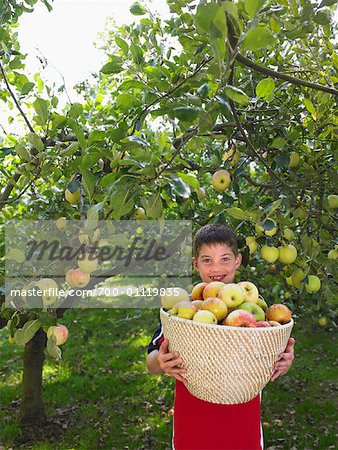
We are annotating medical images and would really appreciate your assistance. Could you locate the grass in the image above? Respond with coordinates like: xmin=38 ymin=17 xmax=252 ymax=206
xmin=0 ymin=309 xmax=337 ymax=449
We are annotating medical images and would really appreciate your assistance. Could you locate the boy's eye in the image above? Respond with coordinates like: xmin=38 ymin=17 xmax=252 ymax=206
xmin=222 ymin=258 xmax=230 ymax=262
xmin=202 ymin=259 xmax=211 ymax=263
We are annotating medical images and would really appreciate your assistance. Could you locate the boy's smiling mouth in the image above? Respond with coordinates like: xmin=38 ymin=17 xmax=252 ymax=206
xmin=209 ymin=275 xmax=226 ymax=281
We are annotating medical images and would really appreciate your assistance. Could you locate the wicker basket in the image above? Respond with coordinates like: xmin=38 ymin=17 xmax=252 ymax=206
xmin=160 ymin=308 xmax=293 ymax=404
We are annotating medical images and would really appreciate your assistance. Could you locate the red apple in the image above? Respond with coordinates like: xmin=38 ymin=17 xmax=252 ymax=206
xmin=47 ymin=325 xmax=69 ymax=346
xmin=203 ymin=281 xmax=225 ymax=299
xmin=256 ymin=321 xmax=271 ymax=327
xmin=223 ymin=310 xmax=257 ymax=327
xmin=191 ymin=282 xmax=208 ymax=300
xmin=266 ymin=304 xmax=292 ymax=324
xmin=66 ymin=268 xmax=90 ymax=288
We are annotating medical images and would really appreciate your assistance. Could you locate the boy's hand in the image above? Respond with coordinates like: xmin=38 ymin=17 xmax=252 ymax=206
xmin=271 ymin=337 xmax=295 ymax=382
xmin=158 ymin=339 xmax=187 ymax=384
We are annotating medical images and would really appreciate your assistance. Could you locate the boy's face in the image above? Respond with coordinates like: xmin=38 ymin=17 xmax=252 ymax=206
xmin=193 ymin=243 xmax=242 ymax=284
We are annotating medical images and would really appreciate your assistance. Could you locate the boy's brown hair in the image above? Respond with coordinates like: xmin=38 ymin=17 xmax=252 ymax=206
xmin=193 ymin=224 xmax=239 ymax=258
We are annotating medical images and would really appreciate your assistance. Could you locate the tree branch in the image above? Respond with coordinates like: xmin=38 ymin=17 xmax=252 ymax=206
xmin=0 ymin=62 xmax=35 ymax=132
xmin=235 ymin=53 xmax=338 ymax=96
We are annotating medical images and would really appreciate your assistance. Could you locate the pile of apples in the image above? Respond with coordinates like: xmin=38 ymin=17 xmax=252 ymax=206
xmin=161 ymin=281 xmax=292 ymax=327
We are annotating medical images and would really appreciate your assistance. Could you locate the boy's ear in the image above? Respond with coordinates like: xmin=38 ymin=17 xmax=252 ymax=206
xmin=192 ymin=257 xmax=199 ymax=271
xmin=235 ymin=252 xmax=242 ymax=269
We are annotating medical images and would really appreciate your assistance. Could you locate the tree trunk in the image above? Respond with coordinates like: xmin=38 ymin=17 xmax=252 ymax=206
xmin=20 ymin=328 xmax=47 ymax=425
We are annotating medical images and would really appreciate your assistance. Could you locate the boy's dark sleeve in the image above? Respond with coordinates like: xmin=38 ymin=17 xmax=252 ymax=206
xmin=147 ymin=324 xmax=164 ymax=354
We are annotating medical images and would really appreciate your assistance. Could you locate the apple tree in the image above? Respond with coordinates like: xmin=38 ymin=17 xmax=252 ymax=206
xmin=0 ymin=0 xmax=337 ymax=428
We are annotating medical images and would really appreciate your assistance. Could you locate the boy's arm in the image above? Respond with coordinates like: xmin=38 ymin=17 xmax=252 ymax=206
xmin=271 ymin=337 xmax=295 ymax=381
xmin=146 ymin=339 xmax=187 ymax=384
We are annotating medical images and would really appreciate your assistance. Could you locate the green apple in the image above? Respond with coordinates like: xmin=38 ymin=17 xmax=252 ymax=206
xmin=283 ymin=228 xmax=294 ymax=241
xmin=327 ymin=195 xmax=338 ymax=209
xmin=193 ymin=310 xmax=217 ymax=324
xmin=161 ymin=287 xmax=190 ymax=310
xmin=237 ymin=281 xmax=259 ymax=303
xmin=218 ymin=283 xmax=246 ymax=308
xmin=238 ymin=302 xmax=265 ymax=322
xmin=201 ymin=297 xmax=228 ymax=321
xmin=288 ymin=152 xmax=300 ymax=168
xmin=255 ymin=223 xmax=264 ymax=236
xmin=278 ymin=244 xmax=297 ymax=265
xmin=246 ymin=236 xmax=258 ymax=254
xmin=305 ymin=275 xmax=321 ymax=293
xmin=260 ymin=245 xmax=279 ymax=263
xmin=211 ymin=169 xmax=231 ymax=192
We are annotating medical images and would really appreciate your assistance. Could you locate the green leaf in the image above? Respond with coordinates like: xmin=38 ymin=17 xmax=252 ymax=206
xmin=195 ymin=3 xmax=227 ymax=38
xmin=87 ymin=203 xmax=102 ymax=223
xmin=271 ymin=136 xmax=286 ymax=149
xmin=171 ymin=174 xmax=191 ymax=198
xmin=116 ymin=93 xmax=135 ymax=110
xmin=245 ymin=0 xmax=267 ymax=18
xmin=119 ymin=80 xmax=149 ymax=91
xmin=27 ymin=132 xmax=44 ymax=151
xmin=14 ymin=320 xmax=41 ymax=345
xmin=256 ymin=78 xmax=275 ymax=99
xmin=33 ymin=98 xmax=48 ymax=127
xmin=130 ymin=2 xmax=146 ymax=15
xmin=141 ymin=194 xmax=163 ymax=218
xmin=68 ymin=102 xmax=83 ymax=119
xmin=100 ymin=61 xmax=123 ymax=75
xmin=130 ymin=43 xmax=144 ymax=65
xmin=224 ymin=86 xmax=249 ymax=104
xmin=62 ymin=142 xmax=80 ymax=156
xmin=173 ymin=107 xmax=199 ymax=122
xmin=303 ymin=98 xmax=316 ymax=115
xmin=21 ymin=82 xmax=35 ymax=95
xmin=67 ymin=118 xmax=87 ymax=151
xmin=314 ymin=12 xmax=330 ymax=25
xmin=52 ymin=115 xmax=67 ymax=130
xmin=226 ymin=207 xmax=251 ymax=220
xmin=15 ymin=144 xmax=30 ymax=160
xmin=197 ymin=83 xmax=210 ymax=98
xmin=318 ymin=0 xmax=337 ymax=7
xmin=332 ymin=52 xmax=338 ymax=70
xmin=241 ymin=26 xmax=276 ymax=51
xmin=81 ymin=167 xmax=95 ymax=196
xmin=115 ymin=37 xmax=129 ymax=54
xmin=47 ymin=336 xmax=62 ymax=359
xmin=177 ymin=172 xmax=200 ymax=189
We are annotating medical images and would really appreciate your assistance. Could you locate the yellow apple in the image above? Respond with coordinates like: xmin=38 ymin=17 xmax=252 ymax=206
xmin=35 ymin=278 xmax=58 ymax=305
xmin=218 ymin=283 xmax=246 ymax=308
xmin=305 ymin=275 xmax=321 ymax=293
xmin=47 ymin=325 xmax=69 ymax=346
xmin=318 ymin=317 xmax=327 ymax=326
xmin=191 ymin=300 xmax=204 ymax=310
xmin=255 ymin=223 xmax=264 ymax=236
xmin=203 ymin=281 xmax=225 ymax=299
xmin=237 ymin=281 xmax=259 ymax=303
xmin=278 ymin=244 xmax=297 ymax=265
xmin=264 ymin=220 xmax=277 ymax=236
xmin=175 ymin=301 xmax=196 ymax=319
xmin=246 ymin=236 xmax=258 ymax=254
xmin=201 ymin=297 xmax=228 ymax=321
xmin=260 ymin=245 xmax=279 ymax=263
xmin=133 ymin=207 xmax=146 ymax=220
xmin=65 ymin=188 xmax=81 ymax=205
xmin=55 ymin=217 xmax=67 ymax=231
xmin=161 ymin=287 xmax=190 ymax=310
xmin=288 ymin=152 xmax=300 ymax=168
xmin=266 ymin=304 xmax=292 ymax=324
xmin=193 ymin=310 xmax=217 ymax=324
xmin=211 ymin=169 xmax=231 ymax=192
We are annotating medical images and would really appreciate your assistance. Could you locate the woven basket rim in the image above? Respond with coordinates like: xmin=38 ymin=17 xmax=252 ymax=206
xmin=160 ymin=308 xmax=294 ymax=331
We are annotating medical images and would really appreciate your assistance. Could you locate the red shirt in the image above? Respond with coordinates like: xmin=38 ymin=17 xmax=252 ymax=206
xmin=148 ymin=325 xmax=263 ymax=450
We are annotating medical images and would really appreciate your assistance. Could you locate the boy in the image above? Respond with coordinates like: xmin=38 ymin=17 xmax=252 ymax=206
xmin=147 ymin=224 xmax=295 ymax=449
